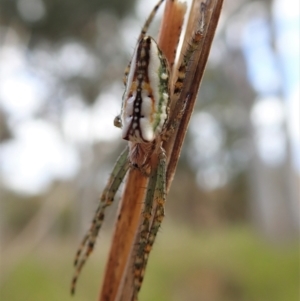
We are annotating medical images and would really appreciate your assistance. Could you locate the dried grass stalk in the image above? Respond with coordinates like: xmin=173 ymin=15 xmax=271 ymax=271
xmin=98 ymin=1 xmax=223 ymax=300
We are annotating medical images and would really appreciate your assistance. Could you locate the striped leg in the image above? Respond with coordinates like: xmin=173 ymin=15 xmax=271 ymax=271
xmin=133 ymin=166 xmax=158 ymax=298
xmin=132 ymin=149 xmax=167 ymax=300
xmin=123 ymin=0 xmax=165 ymax=85
xmin=164 ymin=2 xmax=207 ymax=139
xmin=138 ymin=0 xmax=165 ymax=41
xmin=173 ymin=2 xmax=206 ymax=96
xmin=71 ymin=147 xmax=130 ymax=294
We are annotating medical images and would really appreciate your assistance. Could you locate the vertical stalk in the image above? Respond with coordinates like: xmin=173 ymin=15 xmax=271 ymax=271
xmin=98 ymin=1 xmax=224 ymax=300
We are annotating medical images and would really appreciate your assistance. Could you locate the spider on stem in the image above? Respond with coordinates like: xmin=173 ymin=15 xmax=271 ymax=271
xmin=71 ymin=0 xmax=207 ymax=299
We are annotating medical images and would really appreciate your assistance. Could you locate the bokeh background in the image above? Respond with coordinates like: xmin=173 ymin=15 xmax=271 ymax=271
xmin=0 ymin=0 xmax=299 ymax=300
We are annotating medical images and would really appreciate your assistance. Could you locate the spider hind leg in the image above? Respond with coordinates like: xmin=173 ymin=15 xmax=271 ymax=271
xmin=71 ymin=147 xmax=130 ymax=295
xmin=133 ymin=148 xmax=167 ymax=300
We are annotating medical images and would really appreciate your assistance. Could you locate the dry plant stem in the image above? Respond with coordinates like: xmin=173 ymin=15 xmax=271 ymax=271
xmin=99 ymin=2 xmax=185 ymax=301
xmin=115 ymin=3 xmax=186 ymax=300
xmin=98 ymin=169 xmax=148 ymax=301
xmin=166 ymin=0 xmax=224 ymax=190
xmin=158 ymin=0 xmax=187 ymax=68
xmin=98 ymin=0 xmax=223 ymax=300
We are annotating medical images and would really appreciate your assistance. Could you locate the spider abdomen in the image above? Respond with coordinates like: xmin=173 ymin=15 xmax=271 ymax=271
xmin=121 ymin=36 xmax=170 ymax=143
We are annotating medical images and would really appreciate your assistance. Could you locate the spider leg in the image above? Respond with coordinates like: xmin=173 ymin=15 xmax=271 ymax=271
xmin=163 ymin=2 xmax=207 ymax=141
xmin=138 ymin=0 xmax=165 ymax=41
xmin=71 ymin=147 xmax=130 ymax=295
xmin=173 ymin=3 xmax=206 ymax=96
xmin=132 ymin=148 xmax=167 ymax=300
xmin=131 ymin=4 xmax=208 ymax=299
xmin=133 ymin=167 xmax=157 ymax=295
xmin=123 ymin=0 xmax=165 ymax=85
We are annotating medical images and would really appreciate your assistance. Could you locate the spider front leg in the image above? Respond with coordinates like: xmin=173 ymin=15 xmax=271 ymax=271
xmin=122 ymin=0 xmax=165 ymax=86
xmin=163 ymin=2 xmax=207 ymax=140
xmin=71 ymin=147 xmax=130 ymax=294
xmin=133 ymin=148 xmax=167 ymax=300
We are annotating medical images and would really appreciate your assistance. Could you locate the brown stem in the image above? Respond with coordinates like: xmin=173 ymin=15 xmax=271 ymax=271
xmin=98 ymin=1 xmax=223 ymax=300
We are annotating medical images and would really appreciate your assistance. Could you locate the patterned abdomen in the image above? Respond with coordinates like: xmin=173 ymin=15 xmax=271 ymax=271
xmin=121 ymin=36 xmax=170 ymax=143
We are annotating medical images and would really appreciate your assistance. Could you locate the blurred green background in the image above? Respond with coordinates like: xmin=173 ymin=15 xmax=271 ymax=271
xmin=0 ymin=0 xmax=299 ymax=300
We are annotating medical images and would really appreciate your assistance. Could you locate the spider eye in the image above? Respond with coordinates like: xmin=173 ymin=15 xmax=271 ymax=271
xmin=114 ymin=115 xmax=122 ymax=128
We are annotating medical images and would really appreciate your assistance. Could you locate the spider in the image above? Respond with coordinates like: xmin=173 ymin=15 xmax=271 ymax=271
xmin=71 ymin=0 xmax=206 ymax=299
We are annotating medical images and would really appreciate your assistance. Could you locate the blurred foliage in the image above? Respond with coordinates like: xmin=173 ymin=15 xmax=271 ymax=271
xmin=0 ymin=0 xmax=135 ymax=41
xmin=0 ymin=0 xmax=299 ymax=299
xmin=168 ymin=161 xmax=248 ymax=228
xmin=0 ymin=108 xmax=11 ymax=142
xmin=1 ymin=225 xmax=299 ymax=301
